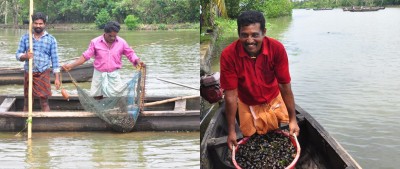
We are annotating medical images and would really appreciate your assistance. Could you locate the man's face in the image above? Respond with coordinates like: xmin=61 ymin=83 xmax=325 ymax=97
xmin=104 ymin=31 xmax=118 ymax=43
xmin=239 ymin=23 xmax=266 ymax=57
xmin=33 ymin=19 xmax=45 ymax=34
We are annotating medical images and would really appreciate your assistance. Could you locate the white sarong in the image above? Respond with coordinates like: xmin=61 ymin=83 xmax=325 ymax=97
xmin=90 ymin=69 xmax=127 ymax=97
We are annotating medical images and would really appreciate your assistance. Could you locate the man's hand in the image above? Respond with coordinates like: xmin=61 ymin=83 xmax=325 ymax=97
xmin=62 ymin=64 xmax=72 ymax=72
xmin=54 ymin=79 xmax=61 ymax=90
xmin=135 ymin=61 xmax=145 ymax=69
xmin=139 ymin=61 xmax=145 ymax=67
xmin=21 ymin=51 xmax=33 ymax=61
xmin=227 ymin=131 xmax=238 ymax=151
xmin=289 ymin=120 xmax=300 ymax=137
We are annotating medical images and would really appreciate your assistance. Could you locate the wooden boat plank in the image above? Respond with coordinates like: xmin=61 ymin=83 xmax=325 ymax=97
xmin=0 ymin=110 xmax=199 ymax=117
xmin=174 ymin=99 xmax=187 ymax=111
xmin=0 ymin=112 xmax=199 ymax=132
xmin=0 ymin=95 xmax=200 ymax=132
xmin=295 ymin=105 xmax=361 ymax=168
xmin=0 ymin=98 xmax=16 ymax=112
xmin=0 ymin=63 xmax=94 ymax=85
xmin=141 ymin=110 xmax=199 ymax=116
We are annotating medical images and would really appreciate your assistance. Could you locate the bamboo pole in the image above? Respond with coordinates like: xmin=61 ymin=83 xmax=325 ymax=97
xmin=144 ymin=95 xmax=200 ymax=107
xmin=27 ymin=0 xmax=33 ymax=139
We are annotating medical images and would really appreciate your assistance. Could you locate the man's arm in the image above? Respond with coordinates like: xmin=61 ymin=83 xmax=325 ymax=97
xmin=279 ymin=83 xmax=300 ymax=136
xmin=49 ymin=37 xmax=61 ymax=89
xmin=123 ymin=43 xmax=140 ymax=67
xmin=16 ymin=35 xmax=29 ymax=61
xmin=62 ymin=55 xmax=87 ymax=71
xmin=54 ymin=72 xmax=60 ymax=90
xmin=225 ymin=89 xmax=238 ymax=151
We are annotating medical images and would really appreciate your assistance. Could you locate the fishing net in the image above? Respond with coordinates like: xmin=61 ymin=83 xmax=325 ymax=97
xmin=65 ymin=66 xmax=146 ymax=132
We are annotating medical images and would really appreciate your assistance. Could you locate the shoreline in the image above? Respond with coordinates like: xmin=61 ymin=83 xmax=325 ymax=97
xmin=0 ymin=22 xmax=199 ymax=31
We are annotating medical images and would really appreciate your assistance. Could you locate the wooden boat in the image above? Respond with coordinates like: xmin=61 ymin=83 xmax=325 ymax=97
xmin=0 ymin=63 xmax=94 ymax=85
xmin=0 ymin=95 xmax=200 ymax=132
xmin=200 ymin=102 xmax=361 ymax=169
xmin=313 ymin=7 xmax=334 ymax=11
xmin=344 ymin=6 xmax=384 ymax=12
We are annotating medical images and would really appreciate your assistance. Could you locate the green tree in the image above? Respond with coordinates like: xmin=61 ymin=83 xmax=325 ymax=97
xmin=226 ymin=0 xmax=241 ymax=18
xmin=201 ymin=0 xmax=228 ymax=28
xmin=95 ymin=9 xmax=111 ymax=29
xmin=124 ymin=14 xmax=139 ymax=30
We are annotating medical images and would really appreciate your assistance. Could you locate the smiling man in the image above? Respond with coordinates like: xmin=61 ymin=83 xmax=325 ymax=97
xmin=220 ymin=11 xmax=300 ymax=150
xmin=63 ymin=21 xmax=142 ymax=99
xmin=16 ymin=12 xmax=60 ymax=112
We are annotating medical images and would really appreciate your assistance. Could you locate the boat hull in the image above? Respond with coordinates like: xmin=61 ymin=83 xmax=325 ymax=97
xmin=200 ymin=102 xmax=361 ymax=169
xmin=0 ymin=95 xmax=200 ymax=132
xmin=0 ymin=63 xmax=94 ymax=85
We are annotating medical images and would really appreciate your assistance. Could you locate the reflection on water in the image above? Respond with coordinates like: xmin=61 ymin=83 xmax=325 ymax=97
xmin=0 ymin=132 xmax=199 ymax=168
xmin=0 ymin=29 xmax=199 ymax=97
xmin=284 ymin=9 xmax=400 ymax=168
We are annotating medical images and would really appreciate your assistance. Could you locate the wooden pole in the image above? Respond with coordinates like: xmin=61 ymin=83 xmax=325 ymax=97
xmin=144 ymin=95 xmax=200 ymax=107
xmin=27 ymin=0 xmax=33 ymax=139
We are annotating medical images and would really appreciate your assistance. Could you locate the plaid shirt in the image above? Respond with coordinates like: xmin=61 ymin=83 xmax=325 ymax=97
xmin=16 ymin=31 xmax=60 ymax=73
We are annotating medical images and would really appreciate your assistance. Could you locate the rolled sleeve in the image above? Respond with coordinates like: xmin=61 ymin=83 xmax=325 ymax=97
xmin=50 ymin=38 xmax=60 ymax=73
xmin=220 ymin=51 xmax=238 ymax=90
xmin=82 ymin=41 xmax=95 ymax=60
xmin=16 ymin=36 xmax=27 ymax=61
xmin=124 ymin=43 xmax=139 ymax=66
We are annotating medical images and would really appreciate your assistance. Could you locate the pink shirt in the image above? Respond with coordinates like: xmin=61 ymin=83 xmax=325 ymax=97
xmin=82 ymin=35 xmax=139 ymax=72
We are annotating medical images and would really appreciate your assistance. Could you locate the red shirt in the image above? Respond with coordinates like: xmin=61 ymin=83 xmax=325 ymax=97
xmin=220 ymin=37 xmax=291 ymax=105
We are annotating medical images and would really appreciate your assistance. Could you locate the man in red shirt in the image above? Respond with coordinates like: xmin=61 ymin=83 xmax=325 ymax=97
xmin=220 ymin=11 xmax=300 ymax=150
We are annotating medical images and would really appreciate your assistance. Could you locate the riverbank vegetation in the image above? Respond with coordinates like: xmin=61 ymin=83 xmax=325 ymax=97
xmin=0 ymin=0 xmax=199 ymax=30
xmin=201 ymin=0 xmax=292 ymax=42
xmin=293 ymin=0 xmax=400 ymax=9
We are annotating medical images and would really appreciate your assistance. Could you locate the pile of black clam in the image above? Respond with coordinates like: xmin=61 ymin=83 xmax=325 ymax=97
xmin=235 ymin=131 xmax=296 ymax=169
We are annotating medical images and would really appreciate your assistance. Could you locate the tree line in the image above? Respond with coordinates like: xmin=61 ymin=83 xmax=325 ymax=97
xmin=294 ymin=0 xmax=400 ymax=8
xmin=0 ymin=0 xmax=199 ymax=27
xmin=201 ymin=0 xmax=293 ymax=29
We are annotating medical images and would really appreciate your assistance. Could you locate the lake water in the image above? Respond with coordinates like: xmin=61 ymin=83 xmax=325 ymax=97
xmin=0 ymin=132 xmax=199 ymax=168
xmin=211 ymin=8 xmax=400 ymax=168
xmin=0 ymin=29 xmax=199 ymax=97
xmin=0 ymin=29 xmax=200 ymax=168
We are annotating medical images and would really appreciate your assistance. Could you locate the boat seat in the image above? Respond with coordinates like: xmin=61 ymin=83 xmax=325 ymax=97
xmin=174 ymin=99 xmax=187 ymax=111
xmin=0 ymin=97 xmax=16 ymax=112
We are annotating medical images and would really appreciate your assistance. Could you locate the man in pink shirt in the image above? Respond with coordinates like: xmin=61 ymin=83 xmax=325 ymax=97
xmin=63 ymin=21 xmax=142 ymax=99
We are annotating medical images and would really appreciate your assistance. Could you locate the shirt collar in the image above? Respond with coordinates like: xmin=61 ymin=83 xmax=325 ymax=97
xmin=237 ymin=36 xmax=269 ymax=58
xmin=101 ymin=34 xmax=119 ymax=43
xmin=32 ymin=31 xmax=49 ymax=38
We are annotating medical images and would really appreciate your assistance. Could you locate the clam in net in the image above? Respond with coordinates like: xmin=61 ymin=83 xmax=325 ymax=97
xmin=66 ymin=67 xmax=145 ymax=132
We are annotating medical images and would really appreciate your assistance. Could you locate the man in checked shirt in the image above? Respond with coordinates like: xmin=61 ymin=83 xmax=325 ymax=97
xmin=16 ymin=12 xmax=61 ymax=112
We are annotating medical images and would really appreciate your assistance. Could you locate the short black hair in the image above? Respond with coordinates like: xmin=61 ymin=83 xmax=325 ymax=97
xmin=237 ymin=11 xmax=265 ymax=35
xmin=32 ymin=12 xmax=46 ymax=23
xmin=104 ymin=21 xmax=120 ymax=33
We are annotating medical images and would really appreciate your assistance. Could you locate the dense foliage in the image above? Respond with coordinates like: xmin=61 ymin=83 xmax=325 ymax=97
xmin=124 ymin=15 xmax=139 ymax=30
xmin=95 ymin=9 xmax=111 ymax=29
xmin=201 ymin=0 xmax=293 ymax=28
xmin=240 ymin=0 xmax=293 ymax=18
xmin=0 ymin=0 xmax=199 ymax=26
